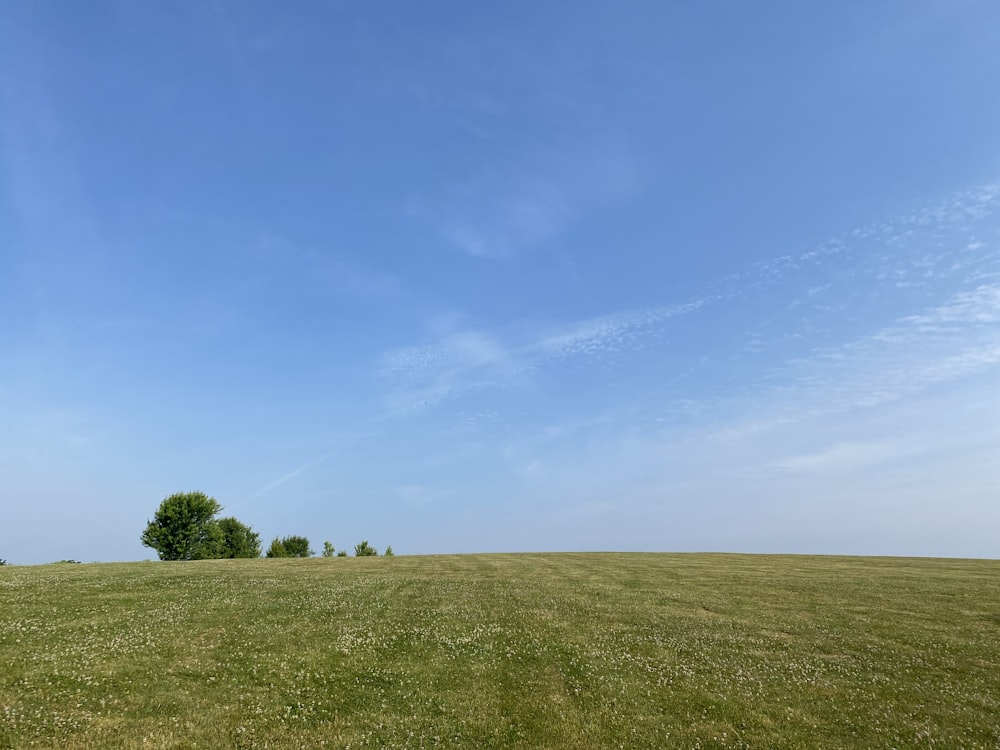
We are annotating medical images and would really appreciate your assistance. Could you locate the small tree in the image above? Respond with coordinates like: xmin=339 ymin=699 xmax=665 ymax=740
xmin=266 ymin=535 xmax=313 ymax=558
xmin=0 ymin=558 xmax=7 ymax=566
xmin=383 ymin=545 xmax=395 ymax=557
xmin=321 ymin=541 xmax=336 ymax=558
xmin=141 ymin=491 xmax=224 ymax=561
xmin=217 ymin=517 xmax=261 ymax=558
xmin=335 ymin=549 xmax=347 ymax=557
xmin=354 ymin=540 xmax=378 ymax=557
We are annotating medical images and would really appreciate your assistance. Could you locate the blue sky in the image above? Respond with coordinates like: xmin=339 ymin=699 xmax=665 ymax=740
xmin=1 ymin=1 xmax=999 ymax=564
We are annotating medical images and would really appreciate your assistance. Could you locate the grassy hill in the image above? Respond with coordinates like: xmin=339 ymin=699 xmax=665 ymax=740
xmin=1 ymin=553 xmax=998 ymax=749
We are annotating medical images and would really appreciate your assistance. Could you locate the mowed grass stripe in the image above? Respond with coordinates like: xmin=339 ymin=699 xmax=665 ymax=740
xmin=1 ymin=553 xmax=998 ymax=749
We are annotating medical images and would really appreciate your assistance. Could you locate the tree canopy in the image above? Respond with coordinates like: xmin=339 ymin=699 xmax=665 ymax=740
xmin=141 ymin=491 xmax=224 ymax=561
xmin=141 ymin=492 xmax=262 ymax=561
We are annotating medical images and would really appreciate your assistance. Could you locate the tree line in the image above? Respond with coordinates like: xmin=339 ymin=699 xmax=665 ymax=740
xmin=140 ymin=491 xmax=393 ymax=561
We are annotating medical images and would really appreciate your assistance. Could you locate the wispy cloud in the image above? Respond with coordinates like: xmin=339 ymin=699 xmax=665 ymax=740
xmin=374 ymin=304 xmax=698 ymax=415
xmin=376 ymin=330 xmax=523 ymax=415
xmin=899 ymin=284 xmax=1000 ymax=330
xmin=380 ymin=182 xmax=1000 ymax=422
xmin=414 ymin=143 xmax=639 ymax=259
xmin=532 ymin=300 xmax=708 ymax=361
xmin=768 ymin=437 xmax=933 ymax=475
xmin=442 ymin=179 xmax=576 ymax=260
xmin=789 ymin=281 xmax=1000 ymax=402
xmin=707 ymin=279 xmax=1000 ymax=445
xmin=379 ymin=331 xmax=513 ymax=379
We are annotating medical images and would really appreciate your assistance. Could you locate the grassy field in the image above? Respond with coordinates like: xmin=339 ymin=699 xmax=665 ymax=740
xmin=1 ymin=553 xmax=998 ymax=749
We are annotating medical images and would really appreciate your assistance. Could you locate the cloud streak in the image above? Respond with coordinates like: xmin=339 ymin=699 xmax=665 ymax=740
xmin=244 ymin=454 xmax=330 ymax=503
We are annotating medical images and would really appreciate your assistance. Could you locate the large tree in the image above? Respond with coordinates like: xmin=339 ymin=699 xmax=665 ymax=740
xmin=141 ymin=491 xmax=224 ymax=561
xmin=217 ymin=517 xmax=262 ymax=558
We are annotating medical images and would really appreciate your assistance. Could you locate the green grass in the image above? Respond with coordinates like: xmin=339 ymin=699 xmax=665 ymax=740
xmin=2 ymin=553 xmax=998 ymax=749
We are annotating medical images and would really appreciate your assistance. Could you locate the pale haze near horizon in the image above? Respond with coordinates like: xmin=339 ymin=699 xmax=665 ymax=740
xmin=1 ymin=1 xmax=998 ymax=565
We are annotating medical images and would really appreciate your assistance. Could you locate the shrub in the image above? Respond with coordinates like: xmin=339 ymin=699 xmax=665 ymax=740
xmin=266 ymin=537 xmax=289 ymax=558
xmin=354 ymin=540 xmax=378 ymax=557
xmin=217 ymin=518 xmax=262 ymax=558
xmin=321 ymin=541 xmax=336 ymax=558
xmin=267 ymin=535 xmax=313 ymax=558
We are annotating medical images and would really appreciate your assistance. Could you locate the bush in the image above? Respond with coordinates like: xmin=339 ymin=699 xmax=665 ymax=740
xmin=266 ymin=538 xmax=288 ymax=558
xmin=267 ymin=535 xmax=313 ymax=558
xmin=384 ymin=546 xmax=395 ymax=557
xmin=217 ymin=518 xmax=261 ymax=558
xmin=354 ymin=540 xmax=378 ymax=557
xmin=321 ymin=541 xmax=336 ymax=558
xmin=336 ymin=549 xmax=348 ymax=557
